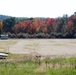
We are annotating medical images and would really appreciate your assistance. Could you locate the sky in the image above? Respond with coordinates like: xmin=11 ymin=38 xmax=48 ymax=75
xmin=0 ymin=0 xmax=76 ymax=18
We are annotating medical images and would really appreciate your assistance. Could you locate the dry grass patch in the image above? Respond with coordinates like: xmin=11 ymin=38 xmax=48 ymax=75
xmin=0 ymin=40 xmax=18 ymax=46
xmin=53 ymin=43 xmax=67 ymax=46
xmin=25 ymin=42 xmax=40 ymax=46
xmin=0 ymin=45 xmax=9 ymax=53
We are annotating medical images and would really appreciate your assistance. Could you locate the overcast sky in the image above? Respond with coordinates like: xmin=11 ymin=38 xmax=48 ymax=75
xmin=0 ymin=0 xmax=76 ymax=18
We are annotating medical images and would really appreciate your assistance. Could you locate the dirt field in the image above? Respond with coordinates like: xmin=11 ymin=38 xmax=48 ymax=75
xmin=0 ymin=39 xmax=76 ymax=57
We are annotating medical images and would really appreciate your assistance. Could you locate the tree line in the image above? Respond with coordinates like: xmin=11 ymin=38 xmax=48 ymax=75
xmin=0 ymin=12 xmax=76 ymax=38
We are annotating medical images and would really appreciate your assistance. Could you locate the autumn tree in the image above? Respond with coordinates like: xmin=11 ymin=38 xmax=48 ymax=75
xmin=0 ymin=21 xmax=3 ymax=34
xmin=13 ymin=20 xmax=31 ymax=34
xmin=46 ymin=18 xmax=56 ymax=34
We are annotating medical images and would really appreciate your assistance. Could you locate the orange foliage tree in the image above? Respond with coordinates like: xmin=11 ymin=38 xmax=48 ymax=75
xmin=0 ymin=21 xmax=3 ymax=33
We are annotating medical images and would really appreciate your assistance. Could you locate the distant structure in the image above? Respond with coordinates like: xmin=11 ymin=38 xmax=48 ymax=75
xmin=0 ymin=34 xmax=8 ymax=40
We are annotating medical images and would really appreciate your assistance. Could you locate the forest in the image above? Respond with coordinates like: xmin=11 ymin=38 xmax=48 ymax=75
xmin=0 ymin=12 xmax=76 ymax=38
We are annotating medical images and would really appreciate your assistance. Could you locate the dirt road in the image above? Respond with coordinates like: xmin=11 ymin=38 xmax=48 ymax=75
xmin=8 ymin=39 xmax=76 ymax=57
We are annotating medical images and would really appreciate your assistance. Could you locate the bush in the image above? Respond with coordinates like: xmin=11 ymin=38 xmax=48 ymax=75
xmin=7 ymin=32 xmax=11 ymax=38
xmin=74 ymin=34 xmax=76 ymax=38
xmin=6 ymin=32 xmax=76 ymax=38
xmin=8 ymin=32 xmax=16 ymax=38
xmin=45 ymin=33 xmax=50 ymax=38
xmin=24 ymin=33 xmax=30 ymax=38
xmin=64 ymin=33 xmax=74 ymax=38
xmin=10 ymin=33 xmax=16 ymax=38
xmin=17 ymin=33 xmax=34 ymax=38
xmin=50 ymin=32 xmax=56 ymax=38
xmin=17 ymin=33 xmax=25 ymax=38
xmin=34 ymin=33 xmax=46 ymax=38
xmin=55 ymin=33 xmax=63 ymax=38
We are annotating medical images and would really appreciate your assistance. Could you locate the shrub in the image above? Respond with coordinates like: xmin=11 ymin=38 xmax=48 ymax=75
xmin=55 ymin=33 xmax=63 ymax=38
xmin=50 ymin=32 xmax=57 ymax=38
xmin=64 ymin=33 xmax=74 ymax=38
xmin=7 ymin=32 xmax=12 ymax=38
xmin=11 ymin=33 xmax=16 ymax=38
xmin=45 ymin=33 xmax=50 ymax=38
xmin=74 ymin=34 xmax=76 ymax=38
xmin=34 ymin=33 xmax=46 ymax=38
xmin=17 ymin=33 xmax=25 ymax=38
xmin=8 ymin=32 xmax=16 ymax=38
xmin=24 ymin=33 xmax=30 ymax=38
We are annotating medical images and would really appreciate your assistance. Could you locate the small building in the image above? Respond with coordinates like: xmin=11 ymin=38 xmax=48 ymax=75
xmin=0 ymin=34 xmax=8 ymax=40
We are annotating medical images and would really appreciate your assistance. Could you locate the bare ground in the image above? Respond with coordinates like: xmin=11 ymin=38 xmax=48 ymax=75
xmin=0 ymin=39 xmax=76 ymax=58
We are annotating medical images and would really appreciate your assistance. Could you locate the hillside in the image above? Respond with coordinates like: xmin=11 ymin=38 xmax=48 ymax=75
xmin=0 ymin=15 xmax=11 ymax=21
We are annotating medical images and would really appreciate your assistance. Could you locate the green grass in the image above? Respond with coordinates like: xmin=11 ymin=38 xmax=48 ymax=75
xmin=0 ymin=54 xmax=76 ymax=75
xmin=46 ymin=68 xmax=76 ymax=75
